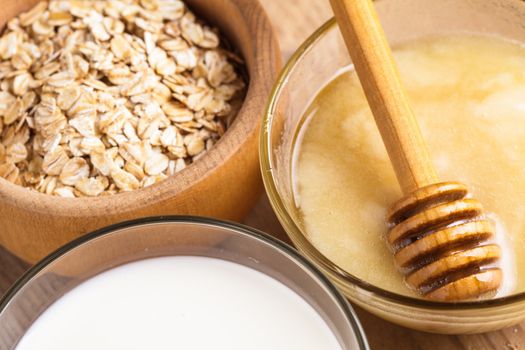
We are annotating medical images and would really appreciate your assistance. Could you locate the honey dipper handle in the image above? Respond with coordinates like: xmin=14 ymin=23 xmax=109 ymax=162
xmin=329 ymin=0 xmax=438 ymax=193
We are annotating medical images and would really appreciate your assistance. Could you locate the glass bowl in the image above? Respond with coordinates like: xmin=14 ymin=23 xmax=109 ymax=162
xmin=0 ymin=217 xmax=368 ymax=350
xmin=261 ymin=0 xmax=525 ymax=334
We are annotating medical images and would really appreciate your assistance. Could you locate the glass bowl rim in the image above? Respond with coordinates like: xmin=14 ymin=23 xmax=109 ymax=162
xmin=260 ymin=16 xmax=525 ymax=310
xmin=0 ymin=215 xmax=369 ymax=350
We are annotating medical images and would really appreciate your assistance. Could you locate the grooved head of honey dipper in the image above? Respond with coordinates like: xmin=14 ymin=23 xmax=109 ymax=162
xmin=386 ymin=182 xmax=503 ymax=301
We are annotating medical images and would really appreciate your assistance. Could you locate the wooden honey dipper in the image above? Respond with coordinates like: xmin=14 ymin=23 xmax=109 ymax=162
xmin=329 ymin=0 xmax=503 ymax=301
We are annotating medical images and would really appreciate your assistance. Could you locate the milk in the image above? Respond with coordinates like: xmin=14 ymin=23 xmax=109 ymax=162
xmin=16 ymin=256 xmax=342 ymax=350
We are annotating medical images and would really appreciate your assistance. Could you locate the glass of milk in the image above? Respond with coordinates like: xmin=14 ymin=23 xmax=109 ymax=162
xmin=0 ymin=216 xmax=368 ymax=350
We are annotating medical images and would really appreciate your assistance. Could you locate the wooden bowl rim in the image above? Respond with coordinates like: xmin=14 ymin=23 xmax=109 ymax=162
xmin=0 ymin=0 xmax=279 ymax=216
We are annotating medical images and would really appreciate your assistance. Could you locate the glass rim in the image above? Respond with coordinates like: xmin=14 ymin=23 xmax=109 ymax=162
xmin=260 ymin=16 xmax=525 ymax=310
xmin=0 ymin=215 xmax=369 ymax=350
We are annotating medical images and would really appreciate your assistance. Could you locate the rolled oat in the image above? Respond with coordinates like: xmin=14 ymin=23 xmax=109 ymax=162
xmin=0 ymin=0 xmax=245 ymax=197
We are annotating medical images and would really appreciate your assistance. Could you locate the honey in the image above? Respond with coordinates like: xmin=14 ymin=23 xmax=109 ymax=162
xmin=293 ymin=34 xmax=523 ymax=297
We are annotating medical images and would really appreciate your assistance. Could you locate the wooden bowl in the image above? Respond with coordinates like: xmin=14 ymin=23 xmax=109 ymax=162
xmin=0 ymin=0 xmax=281 ymax=263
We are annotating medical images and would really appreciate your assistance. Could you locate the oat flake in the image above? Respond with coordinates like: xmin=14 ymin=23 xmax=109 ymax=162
xmin=0 ymin=0 xmax=245 ymax=197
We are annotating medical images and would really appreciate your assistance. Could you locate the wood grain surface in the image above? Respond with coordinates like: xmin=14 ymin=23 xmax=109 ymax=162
xmin=0 ymin=0 xmax=524 ymax=349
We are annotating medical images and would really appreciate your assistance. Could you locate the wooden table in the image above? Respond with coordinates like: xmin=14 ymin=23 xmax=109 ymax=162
xmin=0 ymin=1 xmax=524 ymax=349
